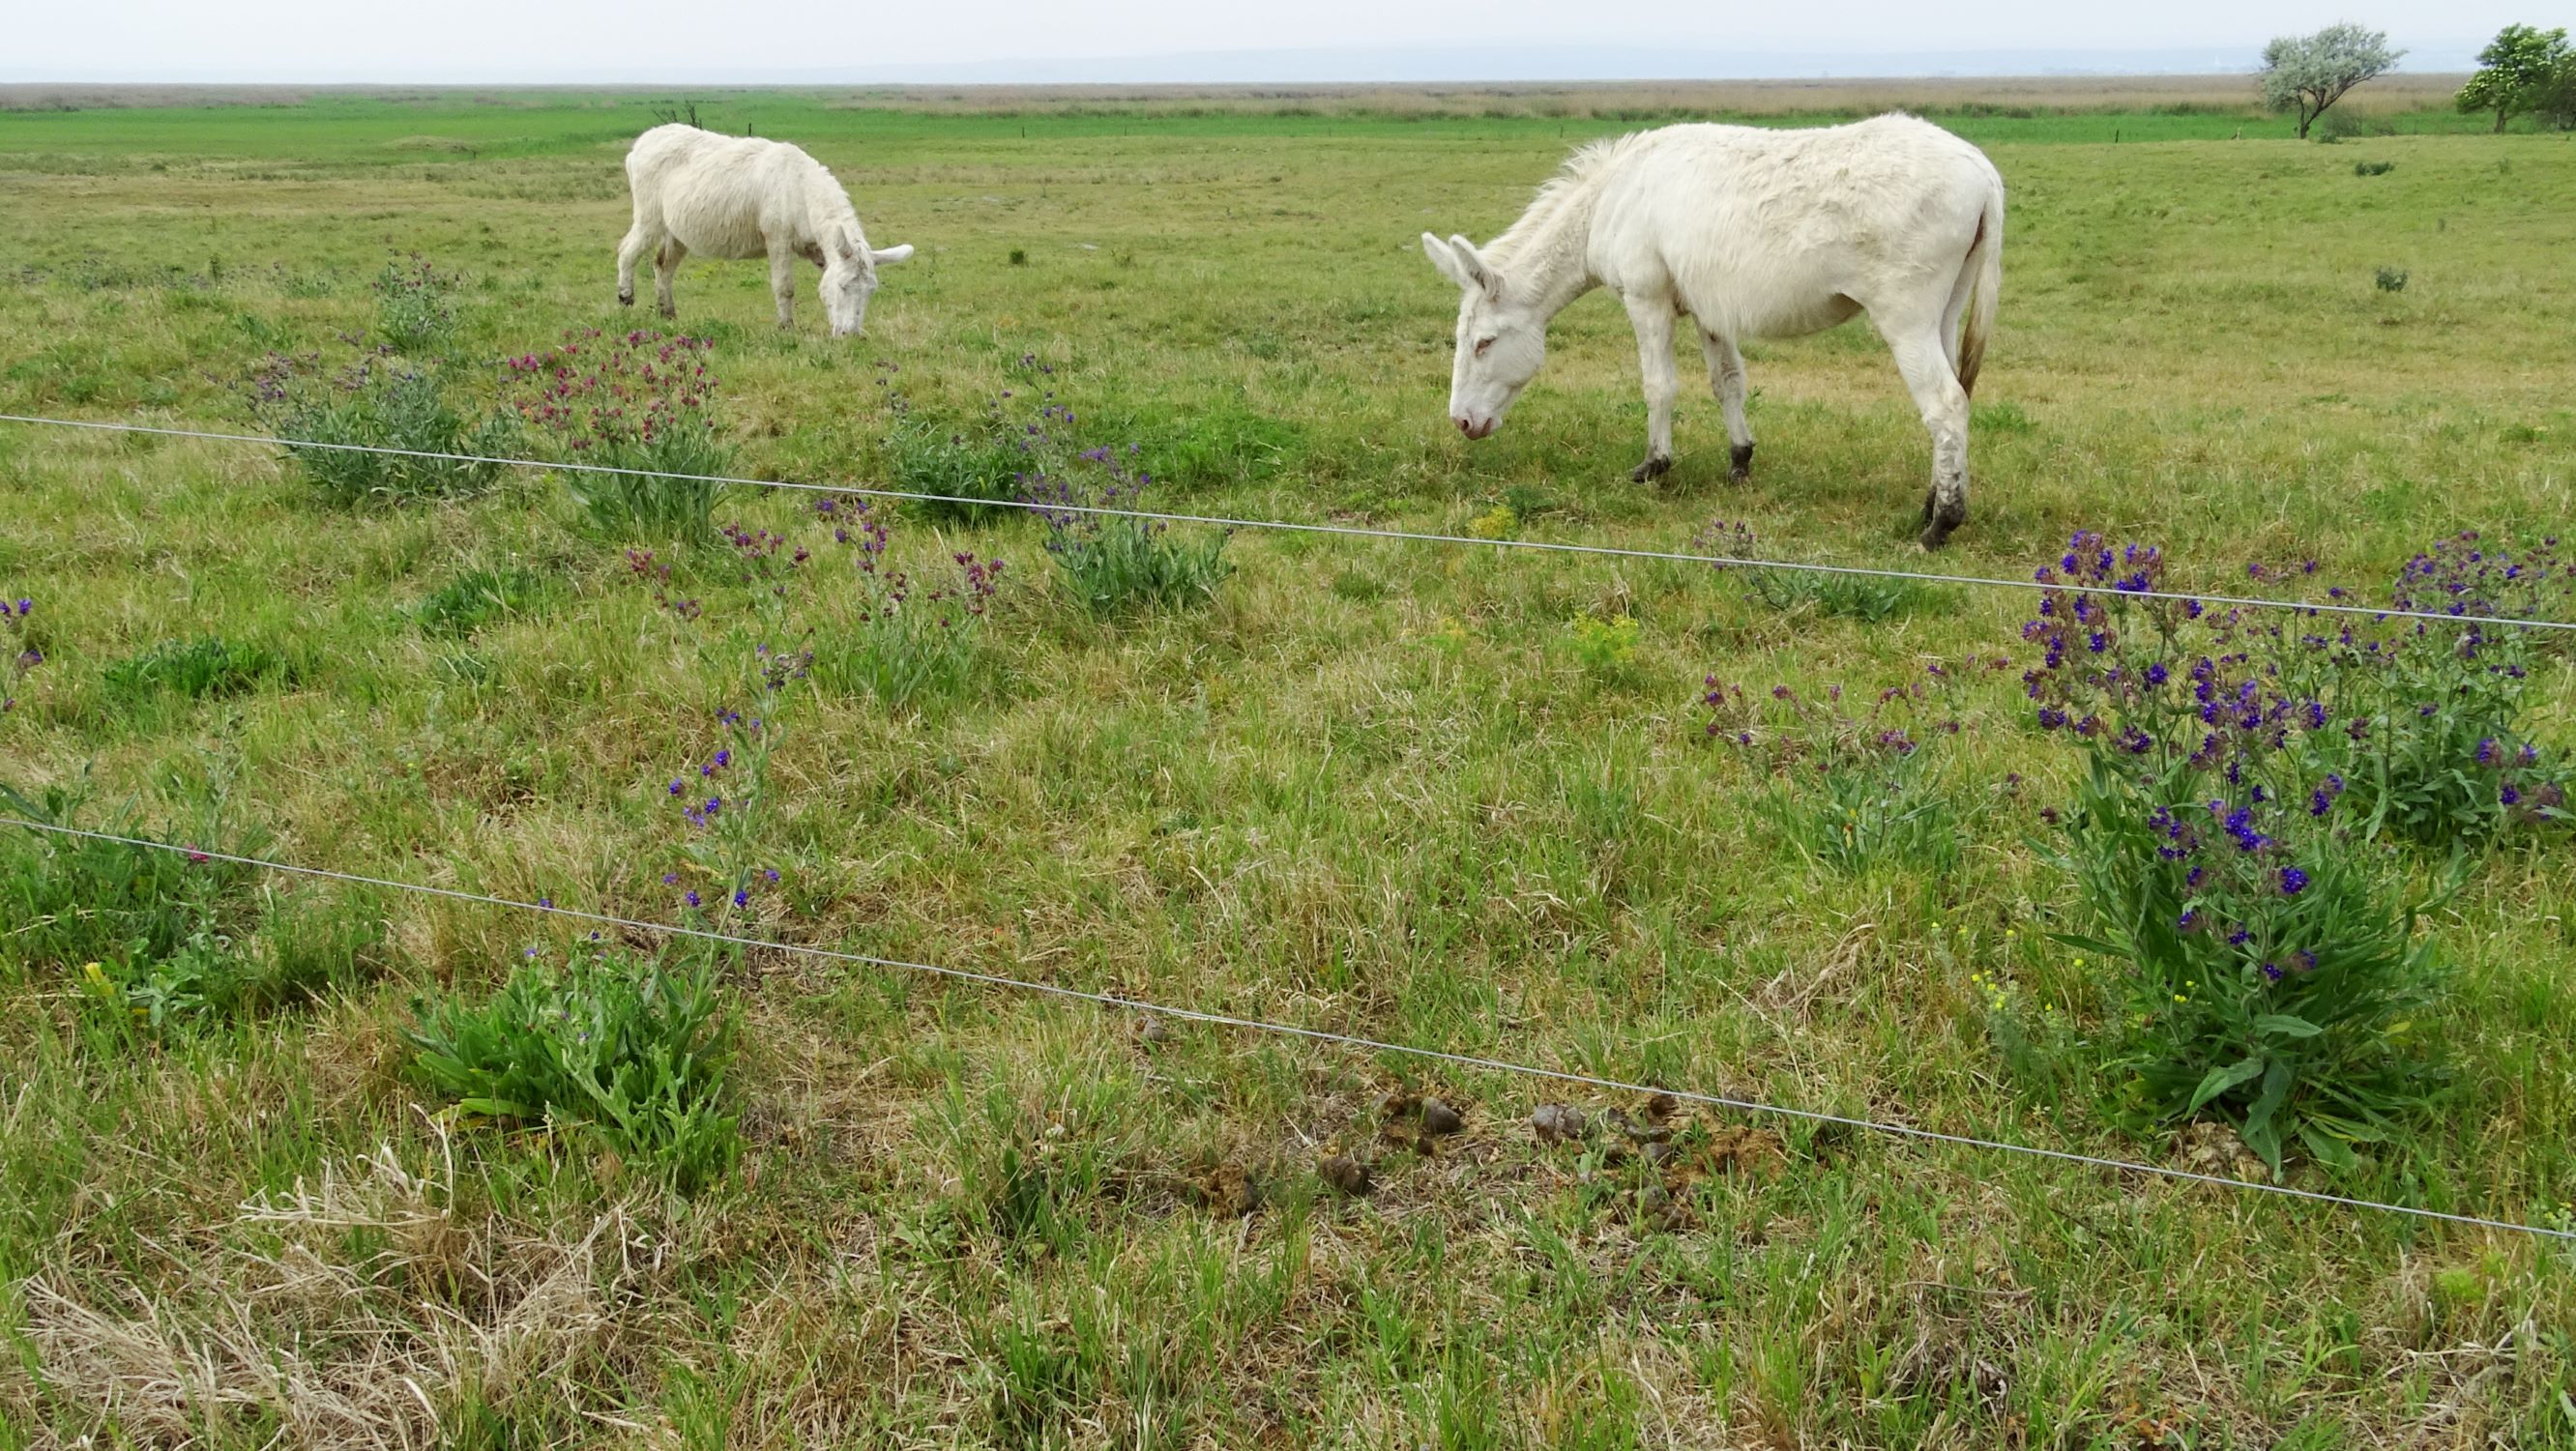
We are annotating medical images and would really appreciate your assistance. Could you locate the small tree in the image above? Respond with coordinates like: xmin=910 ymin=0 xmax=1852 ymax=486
xmin=2536 ymin=53 xmax=2576 ymax=130
xmin=2456 ymin=24 xmax=2572 ymax=132
xmin=2261 ymin=23 xmax=2405 ymax=139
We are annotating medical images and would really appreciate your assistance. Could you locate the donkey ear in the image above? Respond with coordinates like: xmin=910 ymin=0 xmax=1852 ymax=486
xmin=835 ymin=235 xmax=860 ymax=262
xmin=1421 ymin=231 xmax=1477 ymax=291
xmin=1446 ymin=234 xmax=1502 ymax=298
xmin=871 ymin=244 xmax=915 ymax=266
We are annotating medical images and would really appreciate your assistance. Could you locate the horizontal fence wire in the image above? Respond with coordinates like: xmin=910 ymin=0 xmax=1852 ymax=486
xmin=5 ymin=411 xmax=2572 ymax=635
xmin=4 ymin=817 xmax=2568 ymax=1245
xmin=8 ymin=407 xmax=2573 ymax=1241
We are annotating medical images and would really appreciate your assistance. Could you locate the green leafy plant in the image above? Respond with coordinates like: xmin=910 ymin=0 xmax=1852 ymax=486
xmin=102 ymin=634 xmax=292 ymax=705
xmin=92 ymin=886 xmax=381 ymax=1034
xmin=1565 ymin=612 xmax=1640 ymax=677
xmin=415 ymin=566 xmax=546 ymax=639
xmin=1 ymin=784 xmax=375 ymax=1031
xmin=2375 ymin=267 xmax=2409 ymax=293
xmin=250 ymin=350 xmax=516 ymax=506
xmin=407 ymin=948 xmax=738 ymax=1189
xmin=0 ymin=782 xmax=250 ymax=972
xmin=1698 ymin=520 xmax=1941 ymax=623
xmin=2353 ymin=160 xmax=2396 ymax=177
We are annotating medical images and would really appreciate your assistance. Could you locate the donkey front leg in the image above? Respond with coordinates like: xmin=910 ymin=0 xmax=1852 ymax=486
xmin=768 ymin=247 xmax=798 ymax=331
xmin=1699 ymin=329 xmax=1754 ymax=481
xmin=1884 ymin=331 xmax=1972 ymax=548
xmin=1623 ymin=295 xmax=1680 ymax=482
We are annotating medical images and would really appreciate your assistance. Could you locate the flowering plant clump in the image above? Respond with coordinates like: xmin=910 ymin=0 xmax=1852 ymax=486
xmin=370 ymin=255 xmax=463 ymax=357
xmin=877 ymin=353 xmax=1068 ymax=525
xmin=1024 ymin=441 xmax=1230 ymax=614
xmin=507 ymin=329 xmax=730 ymax=539
xmin=2020 ymin=533 xmax=2449 ymax=1172
xmin=248 ymin=346 xmax=516 ymax=505
xmin=816 ymin=494 xmax=1007 ymax=707
xmin=4 ymin=596 xmax=39 ymax=715
xmin=1705 ymin=661 xmax=1999 ymax=875
xmin=2287 ymin=532 xmax=2571 ymax=844
xmin=661 ymin=709 xmax=791 ymax=929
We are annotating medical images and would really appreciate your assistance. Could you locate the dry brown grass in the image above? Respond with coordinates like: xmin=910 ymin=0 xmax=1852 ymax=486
xmin=7 ymin=1126 xmax=645 ymax=1449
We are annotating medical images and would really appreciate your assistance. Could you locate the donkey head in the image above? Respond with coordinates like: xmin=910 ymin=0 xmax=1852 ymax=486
xmin=820 ymin=235 xmax=917 ymax=338
xmin=1421 ymin=232 xmax=1543 ymax=440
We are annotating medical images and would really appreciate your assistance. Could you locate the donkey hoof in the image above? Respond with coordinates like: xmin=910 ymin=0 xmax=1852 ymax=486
xmin=1918 ymin=503 xmax=1967 ymax=551
xmin=1729 ymin=444 xmax=1753 ymax=482
xmin=1629 ymin=454 xmax=1672 ymax=484
xmin=617 ymin=290 xmax=633 ymax=307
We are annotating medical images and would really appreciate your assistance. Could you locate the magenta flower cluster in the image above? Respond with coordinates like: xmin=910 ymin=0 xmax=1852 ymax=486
xmin=3 ymin=596 xmax=37 ymax=714
xmin=506 ymin=329 xmax=716 ymax=454
xmin=822 ymin=494 xmax=1007 ymax=629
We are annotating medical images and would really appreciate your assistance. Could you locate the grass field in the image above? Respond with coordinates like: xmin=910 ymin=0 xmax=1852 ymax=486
xmin=2 ymin=86 xmax=2574 ymax=1448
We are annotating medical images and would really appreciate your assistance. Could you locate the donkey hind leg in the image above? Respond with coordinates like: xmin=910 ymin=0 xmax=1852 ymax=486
xmin=654 ymin=238 xmax=688 ymax=320
xmin=1623 ymin=295 xmax=1681 ymax=482
xmin=615 ymin=219 xmax=659 ymax=308
xmin=768 ymin=247 xmax=798 ymax=331
xmin=1699 ymin=329 xmax=1754 ymax=481
xmin=1881 ymin=329 xmax=1972 ymax=548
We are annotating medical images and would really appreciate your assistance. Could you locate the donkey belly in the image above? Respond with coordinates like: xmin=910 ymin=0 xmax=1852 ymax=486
xmin=657 ymin=175 xmax=779 ymax=260
xmin=660 ymin=207 xmax=770 ymax=259
xmin=1707 ymin=287 xmax=1865 ymax=341
xmin=1663 ymin=231 xmax=1871 ymax=341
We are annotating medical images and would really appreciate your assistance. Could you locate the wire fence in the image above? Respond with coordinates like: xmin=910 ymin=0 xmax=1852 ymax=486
xmin=7 ymin=406 xmax=2575 ymax=1245
xmin=6 ymin=411 xmax=2572 ymax=635
xmin=5 ymin=816 xmax=2569 ymax=1245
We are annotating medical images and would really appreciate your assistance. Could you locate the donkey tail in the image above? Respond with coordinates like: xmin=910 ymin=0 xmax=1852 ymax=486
xmin=1953 ymin=181 xmax=2004 ymax=399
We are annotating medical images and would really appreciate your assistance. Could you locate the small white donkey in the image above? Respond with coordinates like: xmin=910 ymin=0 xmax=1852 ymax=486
xmin=1423 ymin=114 xmax=2005 ymax=547
xmin=616 ymin=124 xmax=915 ymax=337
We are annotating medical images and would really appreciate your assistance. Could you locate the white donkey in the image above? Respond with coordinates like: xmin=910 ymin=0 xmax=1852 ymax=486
xmin=616 ymin=124 xmax=914 ymax=337
xmin=1423 ymin=114 xmax=2005 ymax=547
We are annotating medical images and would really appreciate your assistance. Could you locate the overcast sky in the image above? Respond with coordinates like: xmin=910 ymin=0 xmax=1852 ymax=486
xmin=3 ymin=2 xmax=2517 ymax=81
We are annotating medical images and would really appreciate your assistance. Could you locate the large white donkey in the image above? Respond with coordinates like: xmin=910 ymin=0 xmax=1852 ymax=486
xmin=1423 ymin=114 xmax=2005 ymax=547
xmin=616 ymin=124 xmax=915 ymax=337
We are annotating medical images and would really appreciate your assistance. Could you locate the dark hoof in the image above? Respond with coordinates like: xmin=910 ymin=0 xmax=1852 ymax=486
xmin=1729 ymin=443 xmax=1753 ymax=482
xmin=1629 ymin=454 xmax=1673 ymax=484
xmin=1919 ymin=505 xmax=1967 ymax=550
xmin=617 ymin=290 xmax=633 ymax=307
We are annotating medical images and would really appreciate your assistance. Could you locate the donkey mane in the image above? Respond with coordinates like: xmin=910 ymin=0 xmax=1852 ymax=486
xmin=1483 ymin=131 xmax=1658 ymax=289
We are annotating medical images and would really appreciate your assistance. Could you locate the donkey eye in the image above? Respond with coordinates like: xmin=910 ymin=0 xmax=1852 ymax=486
xmin=1474 ymin=336 xmax=1496 ymax=356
